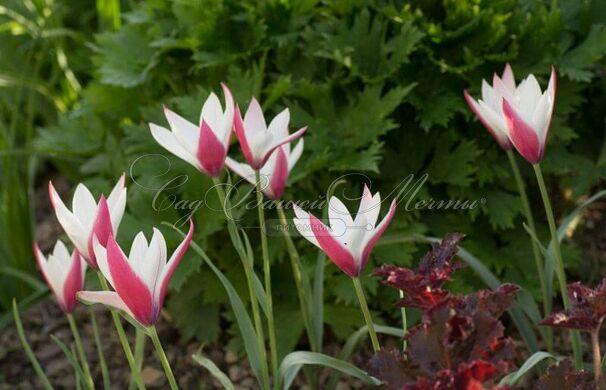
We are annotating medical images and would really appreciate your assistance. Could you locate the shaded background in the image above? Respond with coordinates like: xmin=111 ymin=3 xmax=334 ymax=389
xmin=1 ymin=0 xmax=606 ymax=363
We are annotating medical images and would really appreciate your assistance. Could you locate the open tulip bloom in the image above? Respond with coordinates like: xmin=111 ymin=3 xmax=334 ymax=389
xmin=293 ymin=186 xmax=397 ymax=278
xmin=34 ymin=240 xmax=86 ymax=313
xmin=234 ymin=97 xmax=307 ymax=170
xmin=150 ymin=84 xmax=234 ymax=177
xmin=226 ymin=139 xmax=304 ymax=200
xmin=78 ymin=221 xmax=194 ymax=327
xmin=49 ymin=175 xmax=127 ymax=269
xmin=465 ymin=64 xmax=556 ymax=164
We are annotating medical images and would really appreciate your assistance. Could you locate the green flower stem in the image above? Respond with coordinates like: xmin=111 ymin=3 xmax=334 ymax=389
xmin=532 ymin=164 xmax=583 ymax=367
xmin=255 ymin=171 xmax=279 ymax=387
xmin=352 ymin=278 xmax=380 ymax=352
xmin=90 ymin=309 xmax=111 ymax=390
xmin=507 ymin=151 xmax=549 ymax=311
xmin=275 ymin=202 xmax=318 ymax=351
xmin=12 ymin=299 xmax=53 ymax=390
xmin=66 ymin=313 xmax=94 ymax=389
xmin=398 ymin=290 xmax=407 ymax=351
xmin=96 ymin=272 xmax=146 ymax=389
xmin=212 ymin=177 xmax=270 ymax=390
xmin=131 ymin=328 xmax=147 ymax=390
xmin=149 ymin=326 xmax=178 ymax=390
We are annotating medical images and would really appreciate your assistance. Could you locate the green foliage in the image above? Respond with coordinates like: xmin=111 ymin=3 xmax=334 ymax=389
xmin=2 ymin=0 xmax=606 ymax=354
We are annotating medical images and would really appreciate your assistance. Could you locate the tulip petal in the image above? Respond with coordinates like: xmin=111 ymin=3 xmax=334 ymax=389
xmin=328 ymin=196 xmax=354 ymax=229
xmin=106 ymin=234 xmax=154 ymax=326
xmin=464 ymin=90 xmax=511 ymax=150
xmin=292 ymin=205 xmax=320 ymax=248
xmin=150 ymin=123 xmax=201 ymax=169
xmin=73 ymin=184 xmax=97 ymax=232
xmin=225 ymin=157 xmax=256 ymax=187
xmin=62 ymin=250 xmax=84 ymax=313
xmin=34 ymin=243 xmax=66 ymax=312
xmin=93 ymin=236 xmax=114 ymax=288
xmin=163 ymin=106 xmax=199 ymax=155
xmin=354 ymin=186 xmax=376 ymax=226
xmin=243 ymin=97 xmax=267 ymax=135
xmin=220 ymin=83 xmax=235 ymax=145
xmin=200 ymin=92 xmax=223 ymax=135
xmin=502 ymin=99 xmax=543 ymax=164
xmin=308 ymin=213 xmax=357 ymax=277
xmin=197 ymin=120 xmax=227 ymax=177
xmin=86 ymin=195 xmax=113 ymax=269
xmin=106 ymin=174 xmax=127 ymax=236
xmin=267 ymin=108 xmax=290 ymax=140
xmin=360 ymin=199 xmax=397 ymax=272
xmin=288 ymin=139 xmax=304 ymax=170
xmin=261 ymin=126 xmax=308 ymax=168
xmin=48 ymin=182 xmax=87 ymax=256
xmin=501 ymin=63 xmax=516 ymax=91
xmin=155 ymin=220 xmax=194 ymax=309
xmin=234 ymin=105 xmax=255 ymax=167
xmin=77 ymin=291 xmax=134 ymax=318
xmin=269 ymin=148 xmax=288 ymax=200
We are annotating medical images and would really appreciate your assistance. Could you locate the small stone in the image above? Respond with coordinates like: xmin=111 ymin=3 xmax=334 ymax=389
xmin=228 ymin=366 xmax=243 ymax=381
xmin=225 ymin=350 xmax=238 ymax=364
xmin=141 ymin=366 xmax=165 ymax=386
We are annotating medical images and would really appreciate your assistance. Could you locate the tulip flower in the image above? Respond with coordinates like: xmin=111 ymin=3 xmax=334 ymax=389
xmin=501 ymin=67 xmax=556 ymax=164
xmin=234 ymin=97 xmax=307 ymax=170
xmin=150 ymin=84 xmax=234 ymax=177
xmin=49 ymin=175 xmax=127 ymax=269
xmin=78 ymin=221 xmax=194 ymax=327
xmin=293 ymin=186 xmax=396 ymax=278
xmin=226 ymin=138 xmax=304 ymax=200
xmin=463 ymin=64 xmax=515 ymax=150
xmin=33 ymin=241 xmax=86 ymax=313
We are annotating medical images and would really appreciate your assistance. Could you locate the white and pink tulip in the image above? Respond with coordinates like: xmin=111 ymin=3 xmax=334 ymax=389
xmin=33 ymin=241 xmax=86 ymax=313
xmin=234 ymin=98 xmax=307 ymax=170
xmin=150 ymin=84 xmax=234 ymax=177
xmin=293 ymin=186 xmax=396 ymax=277
xmin=49 ymin=175 xmax=127 ymax=269
xmin=78 ymin=221 xmax=194 ymax=327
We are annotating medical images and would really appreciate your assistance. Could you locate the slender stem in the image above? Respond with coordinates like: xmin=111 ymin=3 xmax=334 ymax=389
xmin=212 ymin=177 xmax=269 ymax=390
xmin=275 ymin=202 xmax=317 ymax=351
xmin=507 ymin=152 xmax=549 ymax=311
xmin=255 ymin=171 xmax=279 ymax=387
xmin=96 ymin=272 xmax=146 ymax=389
xmin=398 ymin=290 xmax=407 ymax=351
xmin=90 ymin=309 xmax=111 ymax=390
xmin=67 ymin=314 xmax=94 ymax=389
xmin=12 ymin=299 xmax=53 ymax=390
xmin=592 ymin=328 xmax=602 ymax=384
xmin=352 ymin=278 xmax=380 ymax=352
xmin=532 ymin=164 xmax=583 ymax=367
xmin=507 ymin=151 xmax=553 ymax=351
xmin=130 ymin=329 xmax=146 ymax=390
xmin=149 ymin=326 xmax=178 ymax=390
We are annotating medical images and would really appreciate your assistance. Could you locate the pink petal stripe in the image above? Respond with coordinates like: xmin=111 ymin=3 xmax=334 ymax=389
xmin=77 ymin=291 xmax=134 ymax=318
xmin=86 ymin=195 xmax=113 ymax=270
xmin=33 ymin=243 xmax=67 ymax=313
xmin=360 ymin=199 xmax=397 ymax=273
xmin=234 ymin=105 xmax=255 ymax=167
xmin=261 ymin=126 xmax=308 ymax=168
xmin=106 ymin=234 xmax=154 ymax=326
xmin=502 ymin=99 xmax=543 ymax=164
xmin=463 ymin=90 xmax=511 ymax=150
xmin=157 ymin=220 xmax=194 ymax=310
xmin=62 ymin=250 xmax=84 ymax=313
xmin=197 ymin=120 xmax=227 ymax=177
xmin=308 ymin=213 xmax=357 ymax=277
xmin=268 ymin=148 xmax=289 ymax=200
